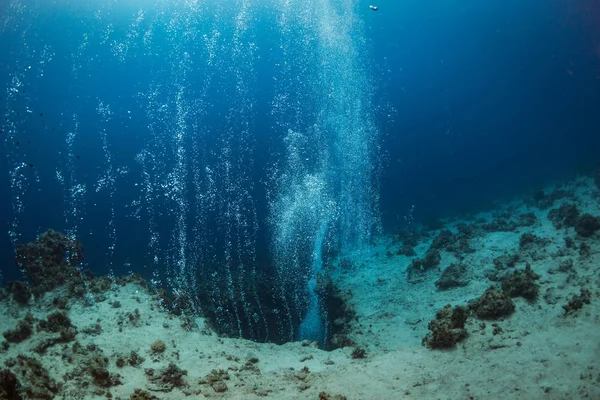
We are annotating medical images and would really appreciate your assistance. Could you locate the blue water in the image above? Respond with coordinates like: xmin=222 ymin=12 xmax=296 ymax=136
xmin=1 ymin=0 xmax=599 ymax=344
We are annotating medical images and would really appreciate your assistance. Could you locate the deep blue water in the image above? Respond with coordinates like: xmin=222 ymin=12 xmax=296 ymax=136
xmin=0 ymin=0 xmax=599 ymax=342
xmin=372 ymin=0 xmax=600 ymax=226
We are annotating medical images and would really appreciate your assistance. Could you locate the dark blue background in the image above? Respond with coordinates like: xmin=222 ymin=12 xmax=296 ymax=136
xmin=369 ymin=0 xmax=600 ymax=227
xmin=1 ymin=0 xmax=599 ymax=282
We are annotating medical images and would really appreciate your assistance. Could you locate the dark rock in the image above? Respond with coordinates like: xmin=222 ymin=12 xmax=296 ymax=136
xmin=52 ymin=297 xmax=69 ymax=310
xmin=396 ymin=243 xmax=416 ymax=257
xmin=483 ymin=218 xmax=518 ymax=232
xmin=39 ymin=311 xmax=73 ymax=333
xmin=148 ymin=363 xmax=186 ymax=391
xmin=431 ymin=230 xmax=454 ymax=250
xmin=558 ymin=259 xmax=574 ymax=273
xmin=579 ymin=243 xmax=591 ymax=258
xmin=530 ymin=189 xmax=571 ymax=209
xmin=564 ymin=237 xmax=576 ymax=249
xmin=502 ymin=264 xmax=540 ymax=300
xmin=435 ymin=263 xmax=469 ymax=290
xmin=492 ymin=324 xmax=503 ymax=335
xmin=0 ymin=369 xmax=22 ymax=400
xmin=493 ymin=254 xmax=520 ymax=271
xmin=563 ymin=289 xmax=591 ymax=315
xmin=351 ymin=347 xmax=366 ymax=359
xmin=316 ymin=275 xmax=356 ymax=350
xmin=3 ymin=313 xmax=34 ymax=343
xmin=6 ymin=281 xmax=30 ymax=305
xmin=199 ymin=369 xmax=228 ymax=393
xmin=128 ymin=351 xmax=144 ymax=367
xmin=519 ymin=233 xmax=549 ymax=250
xmin=211 ymin=380 xmax=227 ymax=393
xmin=456 ymin=223 xmax=479 ymax=237
xmin=407 ymin=249 xmax=442 ymax=283
xmin=319 ymin=393 xmax=347 ymax=400
xmin=469 ymin=286 xmax=515 ymax=319
xmin=410 ymin=249 xmax=441 ymax=272
xmin=4 ymin=355 xmax=61 ymax=399
xmin=36 ymin=311 xmax=77 ymax=347
xmin=88 ymin=276 xmax=112 ymax=294
xmin=14 ymin=230 xmax=83 ymax=296
xmin=574 ymin=214 xmax=600 ymax=237
xmin=116 ymin=357 xmax=126 ymax=368
xmin=130 ymin=388 xmax=159 ymax=400
xmin=330 ymin=334 xmax=354 ymax=348
xmin=88 ymin=354 xmax=120 ymax=388
xmin=430 ymin=229 xmax=474 ymax=256
xmin=548 ymin=204 xmax=580 ymax=229
xmin=394 ymin=229 xmax=421 ymax=247
xmin=422 ymin=305 xmax=468 ymax=349
xmin=519 ymin=233 xmax=537 ymax=248
xmin=518 ymin=212 xmax=537 ymax=227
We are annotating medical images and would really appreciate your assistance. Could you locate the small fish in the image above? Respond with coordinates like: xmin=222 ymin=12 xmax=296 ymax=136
xmin=39 ymin=113 xmax=43 ymax=117
xmin=15 ymin=141 xmax=20 ymax=146
xmin=76 ymin=155 xmax=80 ymax=159
xmin=369 ymin=5 xmax=378 ymax=11
xmin=28 ymin=163 xmax=34 ymax=168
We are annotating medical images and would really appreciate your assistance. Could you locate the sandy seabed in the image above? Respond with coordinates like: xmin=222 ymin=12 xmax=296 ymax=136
xmin=1 ymin=175 xmax=599 ymax=400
